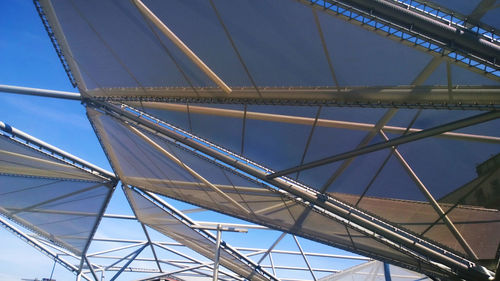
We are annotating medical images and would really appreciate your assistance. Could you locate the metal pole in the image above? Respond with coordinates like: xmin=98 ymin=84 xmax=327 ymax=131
xmin=213 ymin=224 xmax=222 ymax=281
xmin=258 ymin=232 xmax=286 ymax=264
xmin=84 ymin=256 xmax=100 ymax=281
xmin=131 ymin=0 xmax=232 ymax=94
xmin=140 ymin=224 xmax=163 ymax=273
xmin=49 ymin=256 xmax=57 ymax=280
xmin=109 ymin=244 xmax=147 ymax=281
xmin=293 ymin=235 xmax=317 ymax=281
xmin=383 ymin=262 xmax=392 ymax=281
xmin=0 ymin=84 xmax=81 ymax=100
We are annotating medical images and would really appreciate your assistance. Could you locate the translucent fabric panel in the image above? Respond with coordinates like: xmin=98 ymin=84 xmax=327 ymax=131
xmin=88 ymin=106 xmax=443 ymax=274
xmin=324 ymin=148 xmax=411 ymax=196
xmin=480 ymin=7 xmax=500 ymax=28
xmin=0 ymin=135 xmax=102 ymax=181
xmin=46 ymin=0 xmax=214 ymax=90
xmin=87 ymin=108 xmax=197 ymax=185
xmin=315 ymin=9 xmax=433 ymax=87
xmin=333 ymin=192 xmax=500 ymax=260
xmin=243 ymin=105 xmax=318 ymax=171
xmin=319 ymin=260 xmax=430 ymax=281
xmin=0 ymin=174 xmax=111 ymax=254
xmin=188 ymin=104 xmax=244 ymax=154
xmin=124 ymin=187 xmax=271 ymax=281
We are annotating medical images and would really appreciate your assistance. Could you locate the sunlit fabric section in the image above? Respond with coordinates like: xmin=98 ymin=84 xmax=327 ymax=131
xmin=123 ymin=187 xmax=272 ymax=281
xmin=318 ymin=260 xmax=431 ymax=281
xmin=333 ymin=192 xmax=500 ymax=261
xmin=87 ymin=106 xmax=454 ymax=276
xmin=41 ymin=0 xmax=498 ymax=98
xmin=0 ymin=134 xmax=113 ymax=255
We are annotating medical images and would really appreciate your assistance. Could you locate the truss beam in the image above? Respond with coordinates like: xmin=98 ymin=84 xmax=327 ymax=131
xmin=90 ymin=86 xmax=500 ymax=110
xmin=2 ymin=84 xmax=500 ymax=110
xmin=332 ymin=0 xmax=500 ymax=64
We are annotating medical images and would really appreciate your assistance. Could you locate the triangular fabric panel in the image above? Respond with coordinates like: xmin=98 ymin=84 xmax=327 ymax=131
xmin=0 ymin=134 xmax=113 ymax=255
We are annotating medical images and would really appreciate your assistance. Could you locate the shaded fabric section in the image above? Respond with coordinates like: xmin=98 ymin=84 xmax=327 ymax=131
xmin=123 ymin=187 xmax=271 ymax=281
xmin=0 ymin=134 xmax=113 ymax=255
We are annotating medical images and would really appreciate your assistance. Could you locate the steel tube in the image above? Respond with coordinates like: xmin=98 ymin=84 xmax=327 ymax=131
xmin=339 ymin=0 xmax=500 ymax=64
xmin=213 ymin=224 xmax=222 ymax=281
xmin=0 ymin=84 xmax=81 ymax=100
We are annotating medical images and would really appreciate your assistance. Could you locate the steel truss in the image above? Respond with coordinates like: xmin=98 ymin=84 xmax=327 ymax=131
xmin=87 ymin=86 xmax=500 ymax=110
xmin=2 ymin=84 xmax=500 ymax=110
xmin=86 ymin=99 xmax=495 ymax=280
xmin=303 ymin=0 xmax=500 ymax=79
